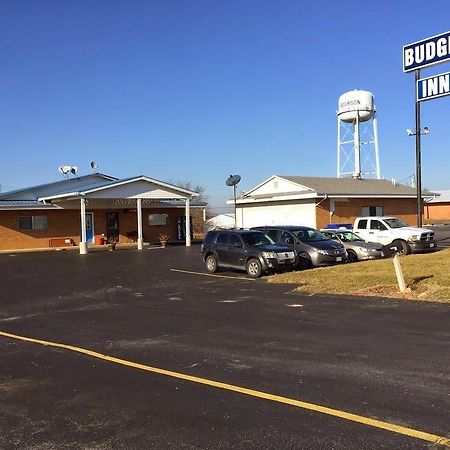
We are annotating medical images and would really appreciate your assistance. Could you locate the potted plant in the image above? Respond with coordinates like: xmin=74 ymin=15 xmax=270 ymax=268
xmin=107 ymin=236 xmax=118 ymax=251
xmin=158 ymin=233 xmax=170 ymax=248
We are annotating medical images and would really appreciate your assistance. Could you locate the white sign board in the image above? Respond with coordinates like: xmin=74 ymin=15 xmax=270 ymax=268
xmin=417 ymin=71 xmax=450 ymax=102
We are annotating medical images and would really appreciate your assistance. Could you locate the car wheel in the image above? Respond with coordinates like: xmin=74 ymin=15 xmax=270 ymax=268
xmin=205 ymin=255 xmax=218 ymax=273
xmin=392 ymin=240 xmax=411 ymax=255
xmin=347 ymin=249 xmax=358 ymax=263
xmin=246 ymin=258 xmax=262 ymax=278
xmin=298 ymin=253 xmax=313 ymax=270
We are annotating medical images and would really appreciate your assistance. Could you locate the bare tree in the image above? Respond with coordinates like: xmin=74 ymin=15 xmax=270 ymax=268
xmin=170 ymin=180 xmax=208 ymax=205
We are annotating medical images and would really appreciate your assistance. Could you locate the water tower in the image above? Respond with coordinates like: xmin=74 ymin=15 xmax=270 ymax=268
xmin=337 ymin=90 xmax=381 ymax=179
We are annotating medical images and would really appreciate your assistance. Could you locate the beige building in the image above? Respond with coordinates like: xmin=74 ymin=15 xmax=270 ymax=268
xmin=230 ymin=175 xmax=431 ymax=229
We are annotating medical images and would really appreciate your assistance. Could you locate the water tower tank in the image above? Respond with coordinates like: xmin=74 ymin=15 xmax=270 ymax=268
xmin=338 ymin=90 xmax=375 ymax=123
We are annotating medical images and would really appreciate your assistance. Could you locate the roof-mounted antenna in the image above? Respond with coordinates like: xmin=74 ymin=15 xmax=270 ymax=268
xmin=58 ymin=165 xmax=71 ymax=178
xmin=90 ymin=161 xmax=98 ymax=172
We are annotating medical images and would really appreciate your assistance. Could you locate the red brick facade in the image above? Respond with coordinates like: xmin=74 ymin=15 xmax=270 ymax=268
xmin=316 ymin=198 xmax=419 ymax=229
xmin=0 ymin=207 xmax=205 ymax=251
xmin=424 ymin=202 xmax=450 ymax=222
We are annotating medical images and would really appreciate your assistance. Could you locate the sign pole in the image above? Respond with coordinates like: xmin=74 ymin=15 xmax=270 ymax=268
xmin=415 ymin=69 xmax=422 ymax=227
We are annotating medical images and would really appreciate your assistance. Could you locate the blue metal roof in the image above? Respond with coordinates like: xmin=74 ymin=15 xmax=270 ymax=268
xmin=0 ymin=173 xmax=118 ymax=201
xmin=0 ymin=200 xmax=56 ymax=209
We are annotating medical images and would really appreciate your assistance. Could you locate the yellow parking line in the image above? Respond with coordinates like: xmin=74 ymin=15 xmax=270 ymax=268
xmin=170 ymin=268 xmax=254 ymax=281
xmin=0 ymin=330 xmax=448 ymax=447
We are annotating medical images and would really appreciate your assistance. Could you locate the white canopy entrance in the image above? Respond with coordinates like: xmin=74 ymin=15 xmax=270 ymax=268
xmin=38 ymin=176 xmax=199 ymax=254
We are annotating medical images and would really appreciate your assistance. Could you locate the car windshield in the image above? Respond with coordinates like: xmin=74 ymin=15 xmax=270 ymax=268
xmin=241 ymin=232 xmax=274 ymax=246
xmin=335 ymin=231 xmax=364 ymax=242
xmin=291 ymin=228 xmax=328 ymax=242
xmin=384 ymin=218 xmax=409 ymax=228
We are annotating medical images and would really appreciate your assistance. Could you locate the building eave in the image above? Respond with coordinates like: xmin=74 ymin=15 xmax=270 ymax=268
xmin=38 ymin=176 xmax=200 ymax=202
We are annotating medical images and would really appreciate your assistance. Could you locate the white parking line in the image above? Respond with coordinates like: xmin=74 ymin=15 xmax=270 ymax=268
xmin=170 ymin=269 xmax=255 ymax=281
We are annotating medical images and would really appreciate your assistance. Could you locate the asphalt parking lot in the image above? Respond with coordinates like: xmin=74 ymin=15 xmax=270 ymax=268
xmin=0 ymin=245 xmax=449 ymax=449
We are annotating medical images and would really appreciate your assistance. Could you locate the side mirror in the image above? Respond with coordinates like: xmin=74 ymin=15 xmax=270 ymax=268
xmin=234 ymin=241 xmax=243 ymax=248
xmin=286 ymin=238 xmax=294 ymax=244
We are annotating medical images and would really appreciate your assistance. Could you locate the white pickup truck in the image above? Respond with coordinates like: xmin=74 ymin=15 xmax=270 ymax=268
xmin=353 ymin=216 xmax=436 ymax=255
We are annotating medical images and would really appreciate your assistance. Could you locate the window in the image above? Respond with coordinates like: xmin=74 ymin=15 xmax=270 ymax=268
xmin=266 ymin=229 xmax=279 ymax=242
xmin=291 ymin=228 xmax=327 ymax=242
xmin=18 ymin=215 xmax=47 ymax=231
xmin=148 ymin=213 xmax=168 ymax=226
xmin=216 ymin=233 xmax=229 ymax=245
xmin=356 ymin=219 xmax=368 ymax=230
xmin=229 ymin=235 xmax=242 ymax=247
xmin=241 ymin=232 xmax=274 ymax=246
xmin=370 ymin=220 xmax=387 ymax=231
xmin=361 ymin=206 xmax=384 ymax=217
xmin=280 ymin=231 xmax=293 ymax=243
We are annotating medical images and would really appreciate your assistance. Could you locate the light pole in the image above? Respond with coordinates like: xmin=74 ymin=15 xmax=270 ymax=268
xmin=406 ymin=114 xmax=429 ymax=228
xmin=226 ymin=175 xmax=241 ymax=228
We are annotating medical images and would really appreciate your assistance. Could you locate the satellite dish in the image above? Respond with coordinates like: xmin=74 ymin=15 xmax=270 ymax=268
xmin=58 ymin=165 xmax=71 ymax=175
xmin=70 ymin=166 xmax=78 ymax=175
xmin=226 ymin=174 xmax=241 ymax=186
xmin=90 ymin=161 xmax=98 ymax=172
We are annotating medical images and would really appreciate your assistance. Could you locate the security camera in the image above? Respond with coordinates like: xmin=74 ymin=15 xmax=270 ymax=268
xmin=423 ymin=126 xmax=429 ymax=134
xmin=406 ymin=129 xmax=415 ymax=136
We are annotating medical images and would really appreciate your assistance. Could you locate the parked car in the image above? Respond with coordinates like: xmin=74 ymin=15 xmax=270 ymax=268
xmin=252 ymin=226 xmax=346 ymax=269
xmin=353 ymin=216 xmax=436 ymax=255
xmin=201 ymin=229 xmax=297 ymax=278
xmin=320 ymin=229 xmax=384 ymax=262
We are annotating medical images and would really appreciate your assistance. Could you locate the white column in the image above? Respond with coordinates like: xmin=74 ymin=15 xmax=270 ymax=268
xmin=137 ymin=198 xmax=143 ymax=250
xmin=79 ymin=197 xmax=88 ymax=255
xmin=185 ymin=198 xmax=191 ymax=247
xmin=202 ymin=207 xmax=206 ymax=234
xmin=337 ymin=115 xmax=341 ymax=178
xmin=353 ymin=114 xmax=361 ymax=179
xmin=373 ymin=114 xmax=381 ymax=179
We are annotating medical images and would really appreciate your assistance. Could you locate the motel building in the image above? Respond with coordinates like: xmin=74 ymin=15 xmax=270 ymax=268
xmin=228 ymin=175 xmax=435 ymax=229
xmin=0 ymin=173 xmax=205 ymax=253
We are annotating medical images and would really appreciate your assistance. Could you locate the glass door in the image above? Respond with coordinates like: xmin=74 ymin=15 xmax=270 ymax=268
xmin=106 ymin=212 xmax=119 ymax=243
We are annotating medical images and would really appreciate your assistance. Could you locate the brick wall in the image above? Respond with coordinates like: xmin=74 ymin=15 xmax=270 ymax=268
xmin=424 ymin=203 xmax=450 ymax=222
xmin=316 ymin=198 xmax=419 ymax=229
xmin=0 ymin=207 xmax=205 ymax=251
xmin=315 ymin=199 xmax=331 ymax=229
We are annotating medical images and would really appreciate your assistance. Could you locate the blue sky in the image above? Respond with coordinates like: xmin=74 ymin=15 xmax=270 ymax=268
xmin=1 ymin=1 xmax=449 ymax=213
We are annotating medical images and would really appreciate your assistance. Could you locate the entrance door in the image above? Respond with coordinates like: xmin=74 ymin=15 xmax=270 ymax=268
xmin=85 ymin=213 xmax=94 ymax=243
xmin=106 ymin=212 xmax=120 ymax=243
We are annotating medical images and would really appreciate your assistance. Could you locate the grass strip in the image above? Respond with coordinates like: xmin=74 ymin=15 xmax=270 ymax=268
xmin=268 ymin=248 xmax=450 ymax=302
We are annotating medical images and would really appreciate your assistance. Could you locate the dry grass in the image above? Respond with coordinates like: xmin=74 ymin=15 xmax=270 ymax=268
xmin=267 ymin=248 xmax=450 ymax=302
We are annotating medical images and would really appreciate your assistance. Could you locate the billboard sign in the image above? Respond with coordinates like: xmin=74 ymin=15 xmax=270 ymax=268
xmin=417 ymin=71 xmax=450 ymax=102
xmin=403 ymin=30 xmax=450 ymax=72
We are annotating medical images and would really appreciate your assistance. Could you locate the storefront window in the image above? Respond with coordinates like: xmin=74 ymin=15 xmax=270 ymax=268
xmin=18 ymin=215 xmax=48 ymax=231
xmin=148 ymin=213 xmax=168 ymax=226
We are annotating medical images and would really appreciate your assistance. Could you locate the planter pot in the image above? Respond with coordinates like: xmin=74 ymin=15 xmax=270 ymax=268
xmin=160 ymin=240 xmax=168 ymax=248
xmin=107 ymin=243 xmax=116 ymax=251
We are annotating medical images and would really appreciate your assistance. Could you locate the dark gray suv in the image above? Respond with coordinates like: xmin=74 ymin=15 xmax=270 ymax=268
xmin=201 ymin=229 xmax=297 ymax=278
xmin=252 ymin=226 xmax=347 ymax=269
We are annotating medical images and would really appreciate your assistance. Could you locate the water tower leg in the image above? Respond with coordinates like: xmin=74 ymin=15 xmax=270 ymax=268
xmin=373 ymin=115 xmax=381 ymax=179
xmin=353 ymin=115 xmax=361 ymax=178
xmin=337 ymin=116 xmax=341 ymax=178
